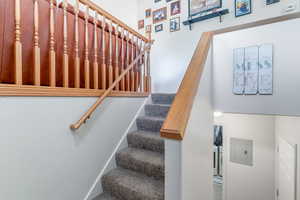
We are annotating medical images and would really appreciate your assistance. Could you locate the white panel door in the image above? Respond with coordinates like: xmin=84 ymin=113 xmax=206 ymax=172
xmin=278 ymin=138 xmax=297 ymax=200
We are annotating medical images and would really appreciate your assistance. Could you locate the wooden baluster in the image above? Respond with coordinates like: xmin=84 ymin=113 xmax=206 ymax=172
xmin=143 ymin=42 xmax=147 ymax=92
xmin=74 ymin=0 xmax=80 ymax=88
xmin=33 ymin=0 xmax=40 ymax=86
xmin=125 ymin=31 xmax=130 ymax=91
xmin=130 ymin=34 xmax=135 ymax=92
xmin=62 ymin=0 xmax=69 ymax=88
xmin=135 ymin=36 xmax=139 ymax=92
xmin=84 ymin=6 xmax=90 ymax=89
xmin=49 ymin=0 xmax=56 ymax=87
xmin=120 ymin=28 xmax=125 ymax=91
xmin=146 ymin=41 xmax=151 ymax=93
xmin=101 ymin=16 xmax=106 ymax=89
xmin=138 ymin=39 xmax=143 ymax=92
xmin=114 ymin=25 xmax=120 ymax=91
xmin=108 ymin=20 xmax=113 ymax=87
xmin=15 ymin=0 xmax=22 ymax=85
xmin=93 ymin=12 xmax=99 ymax=90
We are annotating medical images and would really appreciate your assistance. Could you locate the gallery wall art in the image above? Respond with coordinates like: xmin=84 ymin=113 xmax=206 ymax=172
xmin=155 ymin=24 xmax=164 ymax=32
xmin=189 ymin=0 xmax=222 ymax=16
xmin=153 ymin=7 xmax=168 ymax=24
xmin=146 ymin=9 xmax=152 ymax=18
xmin=233 ymin=44 xmax=273 ymax=95
xmin=138 ymin=20 xmax=145 ymax=29
xmin=235 ymin=0 xmax=252 ymax=17
xmin=171 ymin=1 xmax=181 ymax=16
xmin=170 ymin=17 xmax=180 ymax=32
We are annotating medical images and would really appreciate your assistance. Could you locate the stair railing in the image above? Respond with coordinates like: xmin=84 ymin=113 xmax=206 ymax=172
xmin=70 ymin=42 xmax=153 ymax=130
xmin=0 ymin=0 xmax=151 ymax=97
xmin=160 ymin=32 xmax=213 ymax=140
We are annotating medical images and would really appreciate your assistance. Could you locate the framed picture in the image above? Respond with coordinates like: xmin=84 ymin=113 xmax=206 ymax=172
xmin=153 ymin=7 xmax=167 ymax=24
xmin=166 ymin=0 xmax=173 ymax=2
xmin=188 ymin=0 xmax=222 ymax=16
xmin=155 ymin=24 xmax=163 ymax=32
xmin=146 ymin=25 xmax=152 ymax=33
xmin=155 ymin=0 xmax=162 ymax=3
xmin=138 ymin=20 xmax=144 ymax=29
xmin=266 ymin=0 xmax=279 ymax=5
xmin=145 ymin=9 xmax=152 ymax=18
xmin=170 ymin=17 xmax=180 ymax=32
xmin=235 ymin=0 xmax=252 ymax=17
xmin=171 ymin=1 xmax=181 ymax=16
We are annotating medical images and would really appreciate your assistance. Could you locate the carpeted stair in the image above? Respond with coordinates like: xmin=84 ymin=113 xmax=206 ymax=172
xmin=93 ymin=93 xmax=175 ymax=200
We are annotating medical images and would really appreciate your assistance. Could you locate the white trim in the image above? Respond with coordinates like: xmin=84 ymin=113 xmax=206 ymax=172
xmin=83 ymin=96 xmax=150 ymax=200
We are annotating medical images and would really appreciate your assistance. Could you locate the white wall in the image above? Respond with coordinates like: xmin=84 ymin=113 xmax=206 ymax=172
xmin=137 ymin=0 xmax=300 ymax=92
xmin=275 ymin=116 xmax=300 ymax=200
xmin=213 ymin=18 xmax=300 ymax=116
xmin=91 ymin=0 xmax=138 ymax=29
xmin=165 ymin=47 xmax=214 ymax=200
xmin=215 ymin=113 xmax=276 ymax=200
xmin=0 ymin=96 xmax=145 ymax=200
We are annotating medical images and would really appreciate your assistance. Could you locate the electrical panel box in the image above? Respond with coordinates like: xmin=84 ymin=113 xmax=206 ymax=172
xmin=230 ymin=138 xmax=253 ymax=166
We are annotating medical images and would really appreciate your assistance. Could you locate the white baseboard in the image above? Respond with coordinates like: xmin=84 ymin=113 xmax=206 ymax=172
xmin=83 ymin=96 xmax=150 ymax=200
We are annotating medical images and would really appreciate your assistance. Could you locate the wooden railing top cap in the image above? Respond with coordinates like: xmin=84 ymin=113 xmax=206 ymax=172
xmin=78 ymin=0 xmax=149 ymax=42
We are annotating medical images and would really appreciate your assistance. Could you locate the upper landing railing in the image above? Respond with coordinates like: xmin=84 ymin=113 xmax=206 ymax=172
xmin=0 ymin=0 xmax=151 ymax=97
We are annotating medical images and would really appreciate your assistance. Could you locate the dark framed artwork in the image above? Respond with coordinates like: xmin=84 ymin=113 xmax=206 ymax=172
xmin=153 ymin=7 xmax=167 ymax=24
xmin=138 ymin=20 xmax=144 ymax=29
xmin=188 ymin=0 xmax=222 ymax=16
xmin=266 ymin=0 xmax=280 ymax=5
xmin=166 ymin=0 xmax=173 ymax=2
xmin=146 ymin=9 xmax=152 ymax=18
xmin=155 ymin=0 xmax=162 ymax=3
xmin=235 ymin=0 xmax=252 ymax=17
xmin=170 ymin=17 xmax=180 ymax=32
xmin=171 ymin=1 xmax=181 ymax=16
xmin=155 ymin=24 xmax=163 ymax=32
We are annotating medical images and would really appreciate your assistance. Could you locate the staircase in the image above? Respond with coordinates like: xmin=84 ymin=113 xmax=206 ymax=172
xmin=94 ymin=94 xmax=175 ymax=200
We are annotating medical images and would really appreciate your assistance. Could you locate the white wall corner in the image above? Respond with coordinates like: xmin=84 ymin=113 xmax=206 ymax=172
xmin=84 ymin=96 xmax=150 ymax=200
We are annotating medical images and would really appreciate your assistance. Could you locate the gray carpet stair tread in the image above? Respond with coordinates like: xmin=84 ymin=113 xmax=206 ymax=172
xmin=93 ymin=193 xmax=120 ymax=200
xmin=151 ymin=93 xmax=175 ymax=105
xmin=145 ymin=104 xmax=170 ymax=118
xmin=102 ymin=168 xmax=164 ymax=200
xmin=127 ymin=131 xmax=164 ymax=153
xmin=136 ymin=116 xmax=165 ymax=132
xmin=116 ymin=147 xmax=164 ymax=179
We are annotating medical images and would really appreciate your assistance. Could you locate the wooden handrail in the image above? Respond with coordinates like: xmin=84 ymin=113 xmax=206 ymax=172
xmin=160 ymin=32 xmax=213 ymax=140
xmin=70 ymin=44 xmax=152 ymax=130
xmin=78 ymin=0 xmax=149 ymax=43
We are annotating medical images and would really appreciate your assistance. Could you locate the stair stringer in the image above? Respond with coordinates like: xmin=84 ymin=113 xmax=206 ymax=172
xmin=84 ymin=96 xmax=152 ymax=200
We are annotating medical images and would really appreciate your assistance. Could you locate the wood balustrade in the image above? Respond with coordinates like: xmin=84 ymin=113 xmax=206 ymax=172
xmin=0 ymin=0 xmax=151 ymax=97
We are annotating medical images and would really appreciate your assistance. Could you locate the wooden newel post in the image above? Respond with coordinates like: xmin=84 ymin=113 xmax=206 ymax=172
xmin=15 ymin=0 xmax=22 ymax=85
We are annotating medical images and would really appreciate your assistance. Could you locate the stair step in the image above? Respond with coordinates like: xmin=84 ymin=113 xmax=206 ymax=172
xmin=127 ymin=131 xmax=164 ymax=153
xmin=116 ymin=147 xmax=164 ymax=180
xmin=145 ymin=104 xmax=170 ymax=118
xmin=93 ymin=193 xmax=120 ymax=200
xmin=102 ymin=168 xmax=164 ymax=200
xmin=151 ymin=93 xmax=175 ymax=105
xmin=136 ymin=116 xmax=164 ymax=132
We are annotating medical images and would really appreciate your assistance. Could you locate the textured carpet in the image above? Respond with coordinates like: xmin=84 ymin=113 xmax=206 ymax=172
xmin=93 ymin=94 xmax=174 ymax=200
